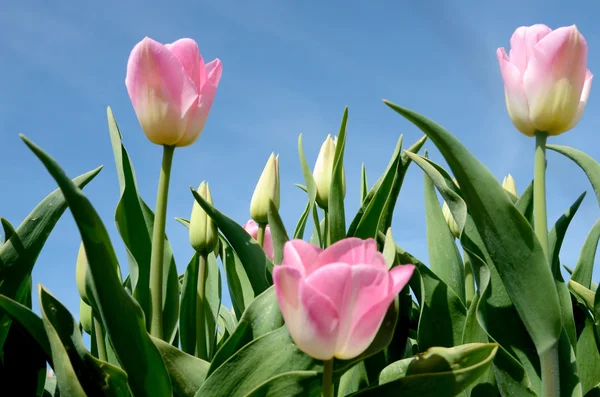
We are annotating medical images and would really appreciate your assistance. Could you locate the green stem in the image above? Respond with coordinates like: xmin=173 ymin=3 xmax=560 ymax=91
xmin=323 ymin=209 xmax=329 ymax=248
xmin=257 ymin=223 xmax=266 ymax=247
xmin=540 ymin=341 xmax=561 ymax=397
xmin=149 ymin=144 xmax=175 ymax=339
xmin=322 ymin=359 xmax=334 ymax=397
xmin=195 ymin=253 xmax=208 ymax=360
xmin=534 ymin=132 xmax=549 ymax=262
xmin=464 ymin=251 xmax=474 ymax=308
xmin=93 ymin=314 xmax=107 ymax=362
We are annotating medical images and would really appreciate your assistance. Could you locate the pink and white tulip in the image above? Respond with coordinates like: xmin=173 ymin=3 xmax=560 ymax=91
xmin=243 ymin=219 xmax=274 ymax=261
xmin=125 ymin=37 xmax=222 ymax=147
xmin=273 ymin=238 xmax=414 ymax=360
xmin=497 ymin=25 xmax=592 ymax=136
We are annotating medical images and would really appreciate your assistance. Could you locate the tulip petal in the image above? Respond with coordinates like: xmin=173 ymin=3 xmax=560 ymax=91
xmin=165 ymin=38 xmax=206 ymax=90
xmin=125 ymin=37 xmax=198 ymax=145
xmin=242 ymin=219 xmax=259 ymax=237
xmin=334 ymin=265 xmax=390 ymax=358
xmin=524 ymin=26 xmax=588 ymax=135
xmin=389 ymin=264 xmax=416 ymax=295
xmin=566 ymin=70 xmax=593 ymax=131
xmin=497 ymin=48 xmax=536 ymax=136
xmin=175 ymin=59 xmax=223 ymax=147
xmin=315 ymin=238 xmax=384 ymax=268
xmin=262 ymin=226 xmax=275 ymax=261
xmin=282 ymin=239 xmax=323 ymax=275
xmin=274 ymin=265 xmax=339 ymax=360
xmin=508 ymin=25 xmax=552 ymax=75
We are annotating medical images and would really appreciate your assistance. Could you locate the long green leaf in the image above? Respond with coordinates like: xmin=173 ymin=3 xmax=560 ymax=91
xmin=297 ymin=134 xmax=322 ymax=247
xmin=577 ymin=315 xmax=600 ymax=395
xmin=360 ymin=163 xmax=368 ymax=203
xmin=244 ymin=371 xmax=321 ymax=397
xmin=329 ymin=107 xmax=348 ymax=243
xmin=221 ymin=237 xmax=254 ymax=320
xmin=572 ymin=219 xmax=600 ymax=289
xmin=191 ymin=188 xmax=272 ymax=294
xmin=267 ymin=200 xmax=289 ymax=265
xmin=21 ymin=135 xmax=172 ymax=397
xmin=180 ymin=252 xmax=199 ymax=355
xmin=385 ymin=102 xmax=561 ymax=356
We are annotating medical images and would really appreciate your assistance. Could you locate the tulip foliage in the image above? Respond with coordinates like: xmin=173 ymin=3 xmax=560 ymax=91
xmin=1 ymin=25 xmax=600 ymax=397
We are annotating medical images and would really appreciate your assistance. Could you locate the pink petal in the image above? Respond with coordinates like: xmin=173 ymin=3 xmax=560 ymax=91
xmin=164 ymin=38 xmax=206 ymax=90
xmin=334 ymin=265 xmax=390 ymax=357
xmin=282 ymin=239 xmax=323 ymax=275
xmin=305 ymin=263 xmax=352 ymax=310
xmin=388 ymin=264 xmax=416 ymax=295
xmin=262 ymin=226 xmax=275 ymax=261
xmin=497 ymin=48 xmax=535 ymax=136
xmin=175 ymin=59 xmax=222 ymax=147
xmin=523 ymin=25 xmax=589 ymax=134
xmin=508 ymin=25 xmax=552 ymax=75
xmin=274 ymin=265 xmax=339 ymax=360
xmin=125 ymin=37 xmax=198 ymax=145
xmin=315 ymin=238 xmax=384 ymax=268
xmin=242 ymin=219 xmax=259 ymax=238
xmin=566 ymin=70 xmax=594 ymax=131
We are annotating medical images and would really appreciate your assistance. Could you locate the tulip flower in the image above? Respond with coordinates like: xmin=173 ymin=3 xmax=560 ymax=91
xmin=497 ymin=25 xmax=592 ymax=137
xmin=273 ymin=238 xmax=414 ymax=361
xmin=250 ymin=153 xmax=280 ymax=225
xmin=243 ymin=219 xmax=274 ymax=260
xmin=189 ymin=182 xmax=218 ymax=255
xmin=126 ymin=37 xmax=222 ymax=147
xmin=313 ymin=135 xmax=345 ymax=209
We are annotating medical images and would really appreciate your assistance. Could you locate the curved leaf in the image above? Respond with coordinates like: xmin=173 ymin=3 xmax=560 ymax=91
xmin=221 ymin=237 xmax=254 ymax=320
xmin=297 ymin=134 xmax=322 ymax=247
xmin=21 ymin=135 xmax=172 ymax=397
xmin=572 ymin=219 xmax=600 ymax=289
xmin=243 ymin=371 xmax=321 ymax=397
xmin=328 ymin=107 xmax=348 ymax=244
xmin=267 ymin=200 xmax=289 ymax=265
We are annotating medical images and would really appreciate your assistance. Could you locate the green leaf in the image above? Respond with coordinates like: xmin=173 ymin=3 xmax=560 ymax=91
xmin=382 ymin=228 xmax=396 ymax=269
xmin=152 ymin=336 xmax=210 ymax=397
xmin=267 ymin=200 xmax=290 ymax=265
xmin=577 ymin=315 xmax=600 ymax=395
xmin=39 ymin=286 xmax=130 ymax=397
xmin=208 ymin=287 xmax=283 ymax=376
xmin=293 ymin=201 xmax=311 ymax=240
xmin=385 ymin=102 xmax=561 ymax=357
xmin=570 ymin=280 xmax=595 ymax=311
xmin=352 ymin=136 xmax=402 ymax=239
xmin=0 ymin=218 xmax=16 ymax=244
xmin=221 ymin=237 xmax=254 ymax=320
xmin=329 ymin=107 xmax=348 ymax=244
xmin=191 ymin=188 xmax=272 ymax=295
xmin=203 ymin=253 xmax=222 ymax=360
xmin=423 ymin=164 xmax=465 ymax=304
xmin=0 ymin=166 xmax=101 ymax=352
xmin=180 ymin=252 xmax=199 ymax=355
xmin=244 ymin=371 xmax=321 ymax=397
xmin=351 ymin=343 xmax=498 ymax=396
xmin=108 ymin=107 xmax=179 ymax=341
xmin=360 ymin=163 xmax=368 ymax=203
xmin=175 ymin=217 xmax=190 ymax=229
xmin=547 ymin=144 xmax=600 ymax=207
xmin=515 ymin=182 xmax=534 ymax=226
xmin=297 ymin=134 xmax=322 ymax=247
xmin=572 ymin=219 xmax=600 ymax=289
xmin=21 ymin=135 xmax=172 ymax=397
xmin=39 ymin=287 xmax=87 ymax=397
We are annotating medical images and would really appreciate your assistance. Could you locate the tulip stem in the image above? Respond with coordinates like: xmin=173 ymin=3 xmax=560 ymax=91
xmin=534 ymin=132 xmax=549 ymax=262
xmin=93 ymin=314 xmax=107 ymax=362
xmin=196 ymin=253 xmax=208 ymax=360
xmin=322 ymin=359 xmax=334 ymax=397
xmin=257 ymin=223 xmax=266 ymax=248
xmin=322 ymin=209 xmax=329 ymax=248
xmin=149 ymin=144 xmax=175 ymax=339
xmin=540 ymin=341 xmax=561 ymax=397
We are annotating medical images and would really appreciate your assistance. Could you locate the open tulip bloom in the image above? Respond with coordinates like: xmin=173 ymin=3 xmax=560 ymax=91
xmin=6 ymin=22 xmax=600 ymax=397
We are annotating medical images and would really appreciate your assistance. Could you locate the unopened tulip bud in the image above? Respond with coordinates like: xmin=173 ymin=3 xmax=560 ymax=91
xmin=313 ymin=135 xmax=345 ymax=209
xmin=76 ymin=243 xmax=91 ymax=305
xmin=189 ymin=182 xmax=218 ymax=254
xmin=80 ymin=299 xmax=93 ymax=335
xmin=250 ymin=153 xmax=280 ymax=224
xmin=442 ymin=202 xmax=460 ymax=239
xmin=497 ymin=25 xmax=592 ymax=136
xmin=502 ymin=174 xmax=518 ymax=199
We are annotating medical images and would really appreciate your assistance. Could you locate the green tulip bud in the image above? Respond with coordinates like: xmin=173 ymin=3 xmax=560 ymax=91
xmin=76 ymin=242 xmax=91 ymax=305
xmin=189 ymin=182 xmax=218 ymax=254
xmin=442 ymin=201 xmax=460 ymax=239
xmin=250 ymin=153 xmax=280 ymax=224
xmin=313 ymin=135 xmax=345 ymax=209
xmin=502 ymin=174 xmax=518 ymax=200
xmin=79 ymin=299 xmax=93 ymax=335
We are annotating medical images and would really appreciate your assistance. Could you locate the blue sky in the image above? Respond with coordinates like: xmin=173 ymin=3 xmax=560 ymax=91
xmin=1 ymin=0 xmax=600 ymax=321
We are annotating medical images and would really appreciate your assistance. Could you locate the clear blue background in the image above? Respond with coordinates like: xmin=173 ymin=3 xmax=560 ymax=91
xmin=1 ymin=0 xmax=599 ymax=321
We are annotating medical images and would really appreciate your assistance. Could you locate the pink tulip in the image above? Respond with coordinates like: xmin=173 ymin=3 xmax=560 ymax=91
xmin=242 ymin=219 xmax=274 ymax=261
xmin=273 ymin=238 xmax=414 ymax=360
xmin=125 ymin=37 xmax=222 ymax=147
xmin=497 ymin=25 xmax=592 ymax=136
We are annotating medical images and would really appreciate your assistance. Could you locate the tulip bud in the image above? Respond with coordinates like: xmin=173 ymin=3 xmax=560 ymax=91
xmin=76 ymin=243 xmax=91 ymax=305
xmin=250 ymin=153 xmax=280 ymax=224
xmin=502 ymin=174 xmax=518 ymax=199
xmin=125 ymin=37 xmax=222 ymax=147
xmin=497 ymin=25 xmax=593 ymax=136
xmin=79 ymin=299 xmax=93 ymax=335
xmin=442 ymin=202 xmax=460 ymax=239
xmin=189 ymin=182 xmax=218 ymax=254
xmin=313 ymin=135 xmax=345 ymax=209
